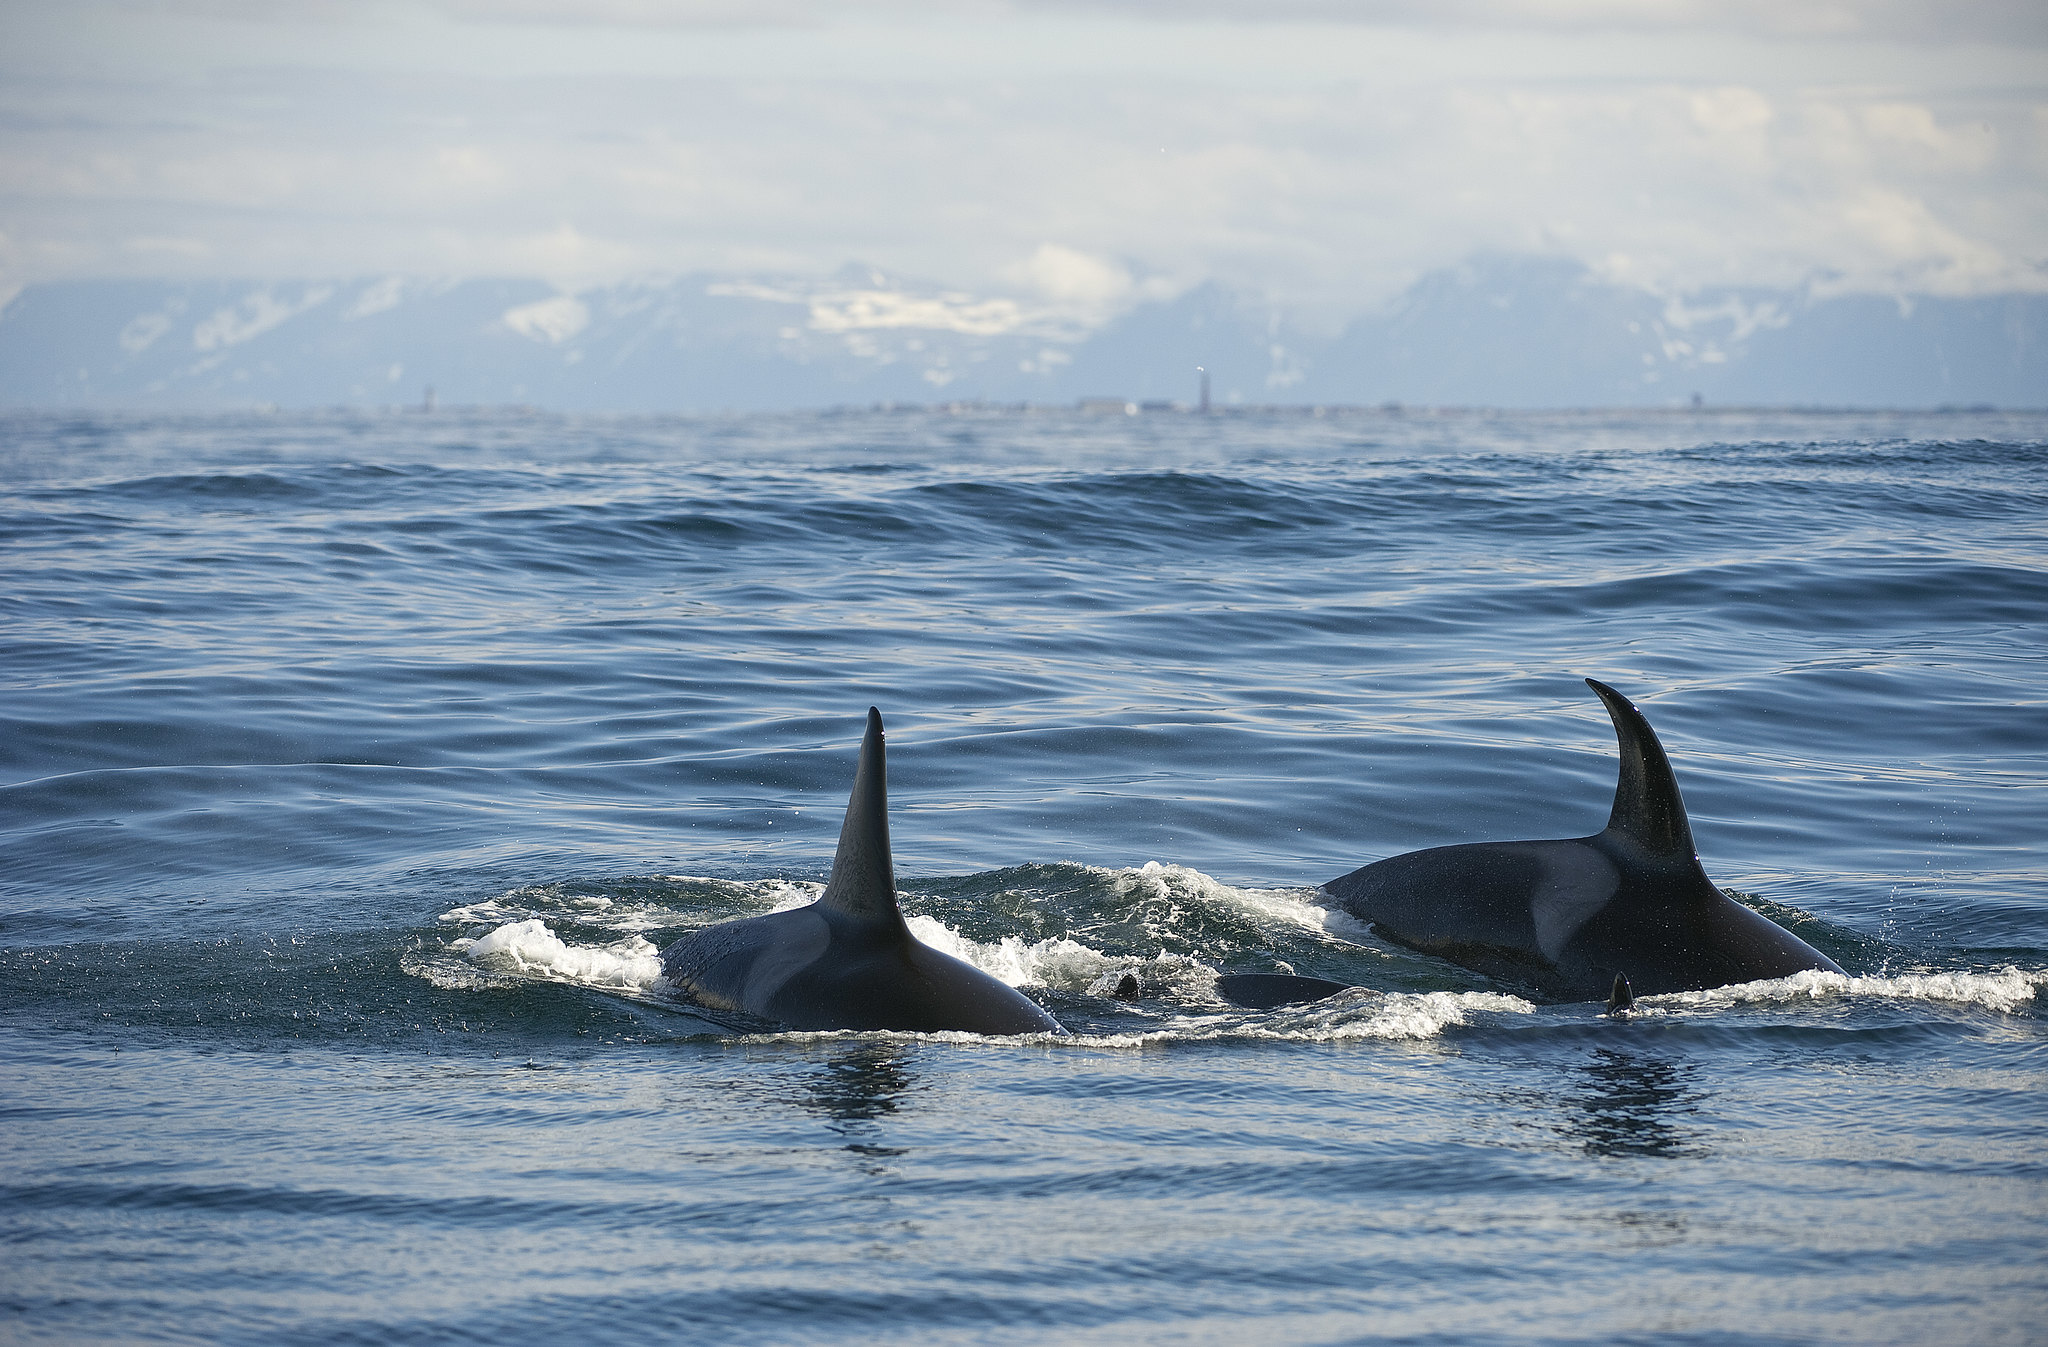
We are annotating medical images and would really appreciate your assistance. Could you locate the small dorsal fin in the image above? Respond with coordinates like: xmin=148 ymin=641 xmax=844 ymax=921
xmin=817 ymin=707 xmax=908 ymax=928
xmin=1606 ymin=972 xmax=1635 ymax=1015
xmin=1586 ymin=678 xmax=1696 ymax=857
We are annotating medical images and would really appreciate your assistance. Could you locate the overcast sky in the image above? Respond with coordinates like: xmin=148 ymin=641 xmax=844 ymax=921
xmin=1 ymin=0 xmax=2042 ymax=319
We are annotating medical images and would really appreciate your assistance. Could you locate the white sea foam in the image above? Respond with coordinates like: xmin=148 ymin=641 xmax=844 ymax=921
xmin=434 ymin=876 xmax=827 ymax=997
xmin=728 ymin=989 xmax=1532 ymax=1049
xmin=1231 ymin=989 xmax=1536 ymax=1043
xmin=907 ymin=915 xmax=1095 ymax=988
xmin=759 ymin=880 xmax=824 ymax=913
xmin=906 ymin=913 xmax=1065 ymax=985
xmin=457 ymin=919 xmax=665 ymax=992
xmin=438 ymin=897 xmax=518 ymax=926
xmin=438 ymin=877 xmax=819 ymax=938
xmin=902 ymin=913 xmax=1214 ymax=996
xmin=1079 ymin=990 xmax=1537 ymax=1048
xmin=1655 ymin=966 xmax=2045 ymax=1014
xmin=398 ymin=949 xmax=510 ymax=992
xmin=1102 ymin=860 xmax=1377 ymax=945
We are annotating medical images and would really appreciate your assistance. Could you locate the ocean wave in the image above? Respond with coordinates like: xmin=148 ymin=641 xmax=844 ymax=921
xmin=452 ymin=920 xmax=664 ymax=992
xmin=1088 ymin=989 xmax=1537 ymax=1047
xmin=719 ymin=989 xmax=1535 ymax=1048
xmin=904 ymin=913 xmax=1215 ymax=999
xmin=1098 ymin=860 xmax=1374 ymax=943
xmin=397 ymin=950 xmax=520 ymax=993
xmin=437 ymin=877 xmax=821 ymax=937
xmin=434 ymin=863 xmax=1372 ymax=991
xmin=1650 ymin=966 xmax=2044 ymax=1014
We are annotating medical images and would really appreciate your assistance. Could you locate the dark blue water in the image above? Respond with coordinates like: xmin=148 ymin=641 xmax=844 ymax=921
xmin=3 ymin=407 xmax=2045 ymax=1344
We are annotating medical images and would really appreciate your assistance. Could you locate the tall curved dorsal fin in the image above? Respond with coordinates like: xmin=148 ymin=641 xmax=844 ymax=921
xmin=1586 ymin=678 xmax=1696 ymax=858
xmin=817 ymin=707 xmax=909 ymax=928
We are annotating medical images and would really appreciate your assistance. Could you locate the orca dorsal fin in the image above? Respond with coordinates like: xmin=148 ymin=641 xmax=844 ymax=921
xmin=1586 ymin=678 xmax=1697 ymax=858
xmin=817 ymin=707 xmax=908 ymax=928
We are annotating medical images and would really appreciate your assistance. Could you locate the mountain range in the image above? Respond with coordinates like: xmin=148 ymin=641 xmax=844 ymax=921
xmin=2 ymin=255 xmax=2041 ymax=412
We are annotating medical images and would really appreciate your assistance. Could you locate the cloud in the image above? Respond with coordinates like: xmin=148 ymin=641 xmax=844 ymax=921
xmin=7 ymin=70 xmax=2044 ymax=306
xmin=1003 ymin=245 xmax=1135 ymax=307
xmin=43 ymin=0 xmax=2048 ymax=42
xmin=430 ymin=0 xmax=854 ymax=27
xmin=407 ymin=0 xmax=2048 ymax=43
xmin=1018 ymin=0 xmax=2048 ymax=43
xmin=1 ymin=2 xmax=2042 ymax=309
xmin=121 ymin=235 xmax=213 ymax=259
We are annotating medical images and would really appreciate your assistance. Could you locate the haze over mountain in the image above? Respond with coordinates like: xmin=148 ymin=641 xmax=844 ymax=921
xmin=5 ymin=2 xmax=2044 ymax=416
xmin=3 ymin=256 xmax=2040 ymax=412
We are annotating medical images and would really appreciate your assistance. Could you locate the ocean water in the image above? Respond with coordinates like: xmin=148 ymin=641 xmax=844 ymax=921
xmin=2 ymin=406 xmax=2044 ymax=1344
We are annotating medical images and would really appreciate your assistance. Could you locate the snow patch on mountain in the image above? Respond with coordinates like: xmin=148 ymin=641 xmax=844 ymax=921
xmin=501 ymin=295 xmax=590 ymax=345
xmin=192 ymin=285 xmax=336 ymax=352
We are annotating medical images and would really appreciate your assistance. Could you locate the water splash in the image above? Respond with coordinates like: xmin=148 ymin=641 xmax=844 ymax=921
xmin=455 ymin=919 xmax=664 ymax=992
xmin=1079 ymin=990 xmax=1537 ymax=1047
xmin=1654 ymin=966 xmax=2043 ymax=1014
xmin=1099 ymin=860 xmax=1375 ymax=945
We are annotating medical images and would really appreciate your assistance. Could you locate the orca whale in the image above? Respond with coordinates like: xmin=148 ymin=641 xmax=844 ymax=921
xmin=659 ymin=708 xmax=1064 ymax=1035
xmin=1322 ymin=678 xmax=1845 ymax=1003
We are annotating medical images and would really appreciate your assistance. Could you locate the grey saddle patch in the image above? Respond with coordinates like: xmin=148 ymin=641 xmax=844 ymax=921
xmin=1529 ymin=843 xmax=1620 ymax=964
xmin=742 ymin=910 xmax=830 ymax=1010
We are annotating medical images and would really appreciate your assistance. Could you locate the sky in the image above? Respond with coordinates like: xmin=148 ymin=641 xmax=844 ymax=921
xmin=1 ymin=0 xmax=2043 ymax=321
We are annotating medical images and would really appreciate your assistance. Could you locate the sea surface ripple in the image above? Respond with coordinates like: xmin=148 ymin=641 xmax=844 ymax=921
xmin=2 ymin=407 xmax=2044 ymax=1344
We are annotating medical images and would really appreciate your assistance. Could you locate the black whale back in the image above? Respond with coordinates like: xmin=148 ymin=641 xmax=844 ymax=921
xmin=659 ymin=709 xmax=1062 ymax=1035
xmin=1323 ymin=679 xmax=1844 ymax=1002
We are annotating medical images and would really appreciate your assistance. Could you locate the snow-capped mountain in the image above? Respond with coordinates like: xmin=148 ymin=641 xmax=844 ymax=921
xmin=2 ymin=256 xmax=2041 ymax=411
